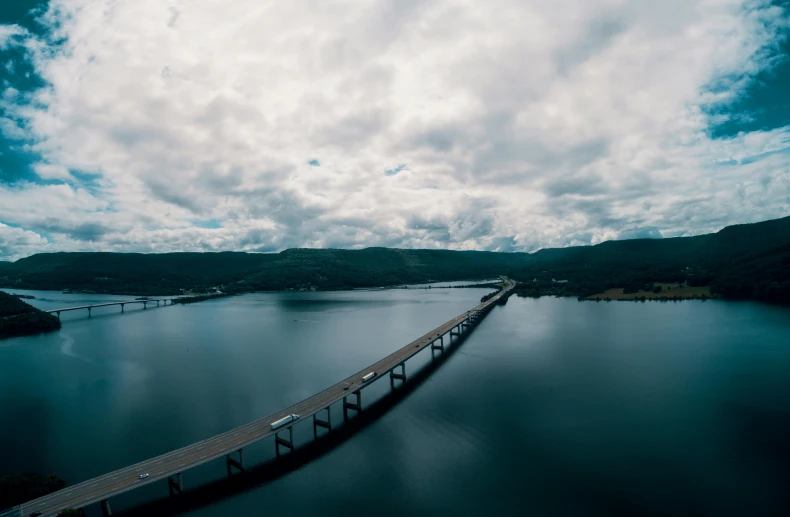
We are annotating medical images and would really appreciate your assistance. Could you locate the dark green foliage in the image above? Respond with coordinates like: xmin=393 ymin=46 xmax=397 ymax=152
xmin=480 ymin=288 xmax=501 ymax=303
xmin=0 ymin=472 xmax=65 ymax=509
xmin=1 ymin=215 xmax=788 ymax=303
xmin=509 ymin=215 xmax=790 ymax=304
xmin=0 ymin=289 xmax=43 ymax=318
xmin=0 ymin=311 xmax=61 ymax=338
xmin=0 ymin=249 xmax=523 ymax=295
xmin=0 ymin=291 xmax=61 ymax=339
xmin=58 ymin=509 xmax=86 ymax=517
xmin=172 ymin=293 xmax=228 ymax=304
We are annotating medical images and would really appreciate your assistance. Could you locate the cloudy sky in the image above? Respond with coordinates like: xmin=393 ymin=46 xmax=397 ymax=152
xmin=0 ymin=0 xmax=789 ymax=261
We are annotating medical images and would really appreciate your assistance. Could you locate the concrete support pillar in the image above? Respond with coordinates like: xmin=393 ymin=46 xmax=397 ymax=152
xmin=143 ymin=301 xmax=147 ymax=309
xmin=450 ymin=326 xmax=460 ymax=337
xmin=88 ymin=307 xmax=92 ymax=317
xmin=56 ymin=311 xmax=61 ymax=319
xmin=226 ymin=448 xmax=245 ymax=474
xmin=431 ymin=336 xmax=444 ymax=351
xmin=313 ymin=406 xmax=331 ymax=438
xmin=390 ymin=363 xmax=406 ymax=388
xmin=120 ymin=304 xmax=124 ymax=312
xmin=168 ymin=472 xmax=184 ymax=496
xmin=343 ymin=390 xmax=362 ymax=421
xmin=275 ymin=428 xmax=294 ymax=457
xmin=101 ymin=499 xmax=112 ymax=516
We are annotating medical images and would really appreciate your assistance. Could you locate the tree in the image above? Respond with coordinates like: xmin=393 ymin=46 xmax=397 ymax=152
xmin=0 ymin=472 xmax=65 ymax=509
xmin=58 ymin=509 xmax=86 ymax=517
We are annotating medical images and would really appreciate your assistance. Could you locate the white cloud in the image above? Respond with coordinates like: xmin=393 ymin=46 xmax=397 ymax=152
xmin=0 ymin=223 xmax=49 ymax=260
xmin=0 ymin=0 xmax=788 ymax=260
xmin=0 ymin=25 xmax=28 ymax=50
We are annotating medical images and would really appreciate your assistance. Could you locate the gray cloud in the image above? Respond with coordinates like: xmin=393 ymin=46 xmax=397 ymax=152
xmin=0 ymin=0 xmax=787 ymax=260
xmin=618 ymin=227 xmax=664 ymax=240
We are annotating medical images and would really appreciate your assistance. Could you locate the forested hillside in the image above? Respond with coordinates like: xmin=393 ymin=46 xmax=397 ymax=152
xmin=1 ymin=215 xmax=788 ymax=303
xmin=0 ymin=291 xmax=61 ymax=339
xmin=510 ymin=215 xmax=790 ymax=303
xmin=0 ymin=248 xmax=526 ymax=295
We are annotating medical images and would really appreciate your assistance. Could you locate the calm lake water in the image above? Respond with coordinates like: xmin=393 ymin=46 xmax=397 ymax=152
xmin=1 ymin=288 xmax=790 ymax=516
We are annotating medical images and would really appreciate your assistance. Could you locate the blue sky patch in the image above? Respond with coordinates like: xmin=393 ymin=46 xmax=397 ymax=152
xmin=191 ymin=218 xmax=223 ymax=229
xmin=705 ymin=5 xmax=790 ymax=138
xmin=307 ymin=159 xmax=320 ymax=166
xmin=384 ymin=164 xmax=407 ymax=176
xmin=0 ymin=1 xmax=53 ymax=186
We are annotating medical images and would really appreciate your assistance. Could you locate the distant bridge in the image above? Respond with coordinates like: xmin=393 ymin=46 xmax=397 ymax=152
xmin=5 ymin=279 xmax=515 ymax=517
xmin=46 ymin=299 xmax=175 ymax=319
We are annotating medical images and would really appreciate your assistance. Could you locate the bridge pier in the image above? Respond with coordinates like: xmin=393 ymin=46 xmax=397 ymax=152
xmin=431 ymin=336 xmax=444 ymax=351
xmin=343 ymin=390 xmax=362 ymax=421
xmin=120 ymin=303 xmax=124 ymax=312
xmin=87 ymin=306 xmax=92 ymax=317
xmin=313 ymin=406 xmax=331 ymax=438
xmin=143 ymin=301 xmax=147 ymax=309
xmin=101 ymin=498 xmax=112 ymax=516
xmin=56 ymin=311 xmax=61 ymax=320
xmin=275 ymin=428 xmax=294 ymax=457
xmin=450 ymin=326 xmax=460 ymax=337
xmin=390 ymin=363 xmax=406 ymax=388
xmin=226 ymin=448 xmax=244 ymax=475
xmin=168 ymin=472 xmax=184 ymax=496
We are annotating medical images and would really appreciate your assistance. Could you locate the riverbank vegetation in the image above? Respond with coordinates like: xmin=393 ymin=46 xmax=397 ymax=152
xmin=0 ymin=215 xmax=788 ymax=304
xmin=0 ymin=472 xmax=65 ymax=509
xmin=0 ymin=291 xmax=61 ymax=339
xmin=508 ymin=215 xmax=790 ymax=304
xmin=171 ymin=293 xmax=228 ymax=304
xmin=583 ymin=283 xmax=712 ymax=301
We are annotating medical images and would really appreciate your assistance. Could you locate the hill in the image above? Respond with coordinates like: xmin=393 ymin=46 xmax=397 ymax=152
xmin=0 ymin=291 xmax=61 ymax=339
xmin=0 ymin=249 xmax=527 ymax=295
xmin=0 ymin=215 xmax=788 ymax=303
xmin=510 ymin=215 xmax=790 ymax=303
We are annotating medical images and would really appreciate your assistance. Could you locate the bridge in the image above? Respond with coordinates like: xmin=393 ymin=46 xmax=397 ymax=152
xmin=47 ymin=299 xmax=174 ymax=319
xmin=5 ymin=279 xmax=515 ymax=517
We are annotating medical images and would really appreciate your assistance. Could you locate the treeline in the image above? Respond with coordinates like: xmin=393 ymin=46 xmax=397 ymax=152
xmin=171 ymin=293 xmax=228 ymax=304
xmin=0 ymin=291 xmax=61 ymax=339
xmin=0 ymin=248 xmax=524 ymax=295
xmin=0 ymin=472 xmax=65 ymax=510
xmin=1 ymin=215 xmax=789 ymax=304
xmin=508 ymin=216 xmax=790 ymax=304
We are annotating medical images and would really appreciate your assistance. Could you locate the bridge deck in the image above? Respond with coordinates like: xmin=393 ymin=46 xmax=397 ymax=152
xmin=15 ymin=280 xmax=514 ymax=517
xmin=46 ymin=300 xmax=168 ymax=313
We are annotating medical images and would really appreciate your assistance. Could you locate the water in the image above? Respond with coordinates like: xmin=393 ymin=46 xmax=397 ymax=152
xmin=1 ymin=289 xmax=789 ymax=516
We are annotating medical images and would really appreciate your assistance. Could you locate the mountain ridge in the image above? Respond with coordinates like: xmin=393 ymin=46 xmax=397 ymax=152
xmin=1 ymin=215 xmax=788 ymax=302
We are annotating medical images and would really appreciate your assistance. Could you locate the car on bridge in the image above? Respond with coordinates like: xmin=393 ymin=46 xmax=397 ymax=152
xmin=138 ymin=473 xmax=149 ymax=480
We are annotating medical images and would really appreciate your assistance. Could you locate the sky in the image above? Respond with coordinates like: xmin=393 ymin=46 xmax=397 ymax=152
xmin=0 ymin=0 xmax=789 ymax=261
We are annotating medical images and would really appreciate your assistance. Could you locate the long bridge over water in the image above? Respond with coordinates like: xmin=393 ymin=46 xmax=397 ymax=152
xmin=4 ymin=279 xmax=515 ymax=517
xmin=46 ymin=298 xmax=175 ymax=319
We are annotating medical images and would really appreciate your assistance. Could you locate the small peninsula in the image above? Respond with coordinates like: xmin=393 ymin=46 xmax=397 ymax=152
xmin=0 ymin=291 xmax=61 ymax=339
